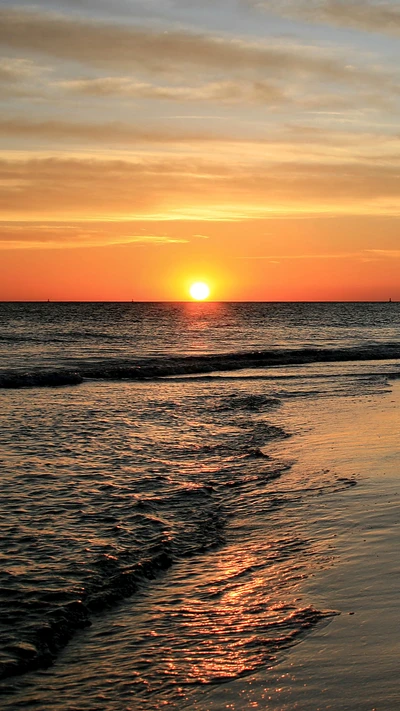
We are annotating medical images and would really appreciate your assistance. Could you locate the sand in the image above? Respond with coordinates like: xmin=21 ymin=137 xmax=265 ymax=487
xmin=187 ymin=379 xmax=400 ymax=711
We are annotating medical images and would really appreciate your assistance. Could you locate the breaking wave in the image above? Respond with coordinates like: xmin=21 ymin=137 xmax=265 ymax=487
xmin=1 ymin=343 xmax=400 ymax=388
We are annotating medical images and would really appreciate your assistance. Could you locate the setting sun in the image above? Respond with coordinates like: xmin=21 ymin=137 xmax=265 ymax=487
xmin=189 ymin=282 xmax=210 ymax=301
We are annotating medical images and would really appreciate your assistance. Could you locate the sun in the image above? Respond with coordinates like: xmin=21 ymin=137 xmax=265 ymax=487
xmin=189 ymin=281 xmax=210 ymax=301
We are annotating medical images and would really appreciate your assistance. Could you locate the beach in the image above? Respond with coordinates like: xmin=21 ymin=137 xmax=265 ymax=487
xmin=0 ymin=302 xmax=399 ymax=710
xmin=2 ymin=0 xmax=400 ymax=702
xmin=187 ymin=380 xmax=400 ymax=710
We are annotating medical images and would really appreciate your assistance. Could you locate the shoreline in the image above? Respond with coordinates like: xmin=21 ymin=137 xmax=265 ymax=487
xmin=1 ymin=371 xmax=398 ymax=709
xmin=187 ymin=381 xmax=400 ymax=710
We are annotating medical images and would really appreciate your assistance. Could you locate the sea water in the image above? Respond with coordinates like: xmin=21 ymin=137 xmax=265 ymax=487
xmin=0 ymin=302 xmax=399 ymax=709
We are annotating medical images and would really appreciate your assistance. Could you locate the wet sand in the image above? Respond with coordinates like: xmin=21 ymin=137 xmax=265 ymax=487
xmin=188 ymin=379 xmax=400 ymax=710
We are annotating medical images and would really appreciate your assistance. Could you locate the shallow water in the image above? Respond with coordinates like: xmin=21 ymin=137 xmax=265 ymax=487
xmin=1 ymin=303 xmax=399 ymax=708
xmin=189 ymin=383 xmax=400 ymax=710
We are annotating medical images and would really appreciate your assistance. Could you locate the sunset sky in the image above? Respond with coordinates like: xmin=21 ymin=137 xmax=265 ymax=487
xmin=1 ymin=0 xmax=400 ymax=300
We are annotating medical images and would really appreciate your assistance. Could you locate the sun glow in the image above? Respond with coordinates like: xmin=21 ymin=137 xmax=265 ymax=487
xmin=189 ymin=281 xmax=210 ymax=301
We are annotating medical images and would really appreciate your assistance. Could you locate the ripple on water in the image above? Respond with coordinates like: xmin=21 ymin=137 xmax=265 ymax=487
xmin=0 ymin=367 xmax=370 ymax=708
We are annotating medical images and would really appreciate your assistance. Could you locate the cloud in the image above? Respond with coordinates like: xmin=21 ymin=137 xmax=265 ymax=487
xmin=0 ymin=57 xmax=51 ymax=97
xmin=60 ymin=77 xmax=286 ymax=105
xmin=366 ymin=248 xmax=400 ymax=257
xmin=22 ymin=0 xmax=171 ymax=20
xmin=2 ymin=117 xmax=400 ymax=158
xmin=0 ymin=6 xmax=393 ymax=90
xmin=55 ymin=76 xmax=400 ymax=114
xmin=1 ymin=154 xmax=400 ymax=222
xmin=0 ymin=57 xmax=37 ymax=83
xmin=0 ymin=118 xmax=226 ymax=143
xmin=241 ymin=250 xmax=371 ymax=260
xmin=253 ymin=1 xmax=400 ymax=36
xmin=0 ymin=220 xmax=188 ymax=249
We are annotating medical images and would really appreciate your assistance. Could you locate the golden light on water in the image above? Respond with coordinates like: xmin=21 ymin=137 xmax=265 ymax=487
xmin=189 ymin=282 xmax=210 ymax=301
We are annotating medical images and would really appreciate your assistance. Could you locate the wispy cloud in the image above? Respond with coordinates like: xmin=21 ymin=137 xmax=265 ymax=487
xmin=0 ymin=6 xmax=394 ymax=91
xmin=59 ymin=77 xmax=286 ymax=105
xmin=366 ymin=248 xmax=400 ymax=257
xmin=0 ymin=57 xmax=38 ymax=83
xmin=253 ymin=1 xmax=400 ymax=36
xmin=240 ymin=250 xmax=378 ymax=260
xmin=0 ymin=118 xmax=219 ymax=143
xmin=0 ymin=221 xmax=188 ymax=249
xmin=3 ymin=117 xmax=400 ymax=159
xmin=1 ymin=154 xmax=400 ymax=221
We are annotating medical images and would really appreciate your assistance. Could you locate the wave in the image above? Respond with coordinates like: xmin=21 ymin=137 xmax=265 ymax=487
xmin=0 ymin=370 xmax=84 ymax=388
xmin=0 ymin=484 xmax=226 ymax=682
xmin=1 ymin=343 xmax=400 ymax=388
xmin=0 ymin=547 xmax=173 ymax=681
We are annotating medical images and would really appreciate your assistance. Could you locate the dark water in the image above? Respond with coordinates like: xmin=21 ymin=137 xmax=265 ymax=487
xmin=1 ymin=301 xmax=400 ymax=378
xmin=0 ymin=302 xmax=399 ymax=709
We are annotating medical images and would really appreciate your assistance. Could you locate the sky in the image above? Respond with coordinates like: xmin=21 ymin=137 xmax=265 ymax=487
xmin=1 ymin=0 xmax=400 ymax=301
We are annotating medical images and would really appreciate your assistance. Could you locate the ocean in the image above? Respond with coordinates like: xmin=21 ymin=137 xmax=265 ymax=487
xmin=0 ymin=301 xmax=399 ymax=710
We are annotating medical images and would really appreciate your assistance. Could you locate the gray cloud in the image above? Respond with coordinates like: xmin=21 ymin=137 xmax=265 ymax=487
xmin=18 ymin=0 xmax=172 ymax=20
xmin=253 ymin=1 xmax=400 ymax=36
xmin=0 ymin=6 xmax=393 ymax=90
xmin=2 ymin=117 xmax=400 ymax=155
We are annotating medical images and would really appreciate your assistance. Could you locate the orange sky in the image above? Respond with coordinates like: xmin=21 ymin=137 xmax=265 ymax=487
xmin=1 ymin=1 xmax=400 ymax=300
